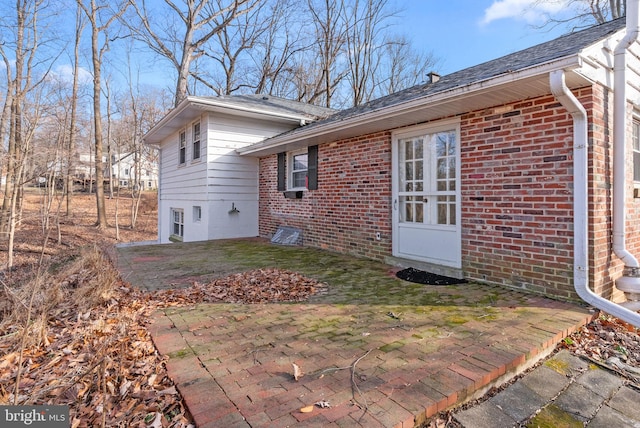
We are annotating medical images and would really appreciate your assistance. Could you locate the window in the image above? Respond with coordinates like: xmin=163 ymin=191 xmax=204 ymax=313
xmin=171 ymin=208 xmax=184 ymax=239
xmin=277 ymin=146 xmax=318 ymax=191
xmin=290 ymin=151 xmax=308 ymax=188
xmin=192 ymin=122 xmax=201 ymax=160
xmin=634 ymin=118 xmax=640 ymax=182
xmin=193 ymin=206 xmax=201 ymax=222
xmin=179 ymin=130 xmax=186 ymax=165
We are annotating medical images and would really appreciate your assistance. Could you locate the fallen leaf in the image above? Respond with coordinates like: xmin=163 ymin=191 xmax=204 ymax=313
xmin=300 ymin=405 xmax=314 ymax=413
xmin=292 ymin=363 xmax=303 ymax=381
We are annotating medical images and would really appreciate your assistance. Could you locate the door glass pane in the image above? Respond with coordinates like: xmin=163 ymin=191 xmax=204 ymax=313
xmin=416 ymin=160 xmax=423 ymax=180
xmin=405 ymin=162 xmax=413 ymax=181
xmin=405 ymin=141 xmax=413 ymax=159
xmin=448 ymin=132 xmax=456 ymax=155
xmin=437 ymin=202 xmax=447 ymax=224
xmin=449 ymin=203 xmax=456 ymax=225
xmin=415 ymin=200 xmax=423 ymax=223
xmin=414 ymin=139 xmax=423 ymax=158
xmin=404 ymin=198 xmax=413 ymax=222
xmin=437 ymin=158 xmax=446 ymax=179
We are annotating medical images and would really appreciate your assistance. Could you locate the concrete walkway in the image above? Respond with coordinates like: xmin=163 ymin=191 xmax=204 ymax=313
xmin=454 ymin=350 xmax=640 ymax=427
xmin=149 ymin=298 xmax=593 ymax=427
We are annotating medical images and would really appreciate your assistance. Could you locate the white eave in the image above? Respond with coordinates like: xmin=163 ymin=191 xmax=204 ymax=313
xmin=143 ymin=96 xmax=319 ymax=146
xmin=237 ymin=54 xmax=595 ymax=157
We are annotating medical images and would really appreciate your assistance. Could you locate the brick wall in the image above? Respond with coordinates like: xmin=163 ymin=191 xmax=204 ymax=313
xmin=258 ymin=85 xmax=634 ymax=301
xmin=460 ymin=93 xmax=580 ymax=299
xmin=259 ymin=133 xmax=393 ymax=261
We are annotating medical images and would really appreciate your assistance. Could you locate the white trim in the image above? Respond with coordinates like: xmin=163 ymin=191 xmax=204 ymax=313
xmin=391 ymin=117 xmax=461 ymax=140
xmin=391 ymin=119 xmax=462 ymax=268
xmin=287 ymin=148 xmax=308 ymax=190
xmin=238 ymin=56 xmax=582 ymax=156
xmin=192 ymin=120 xmax=202 ymax=161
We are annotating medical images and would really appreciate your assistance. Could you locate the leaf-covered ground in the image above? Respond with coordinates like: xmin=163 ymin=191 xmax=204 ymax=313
xmin=152 ymin=268 xmax=327 ymax=306
xmin=0 ymin=193 xmax=328 ymax=426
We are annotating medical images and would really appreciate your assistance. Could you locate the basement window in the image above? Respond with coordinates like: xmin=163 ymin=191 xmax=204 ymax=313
xmin=171 ymin=208 xmax=184 ymax=241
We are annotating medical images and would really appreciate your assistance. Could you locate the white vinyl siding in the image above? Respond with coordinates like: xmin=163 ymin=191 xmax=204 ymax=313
xmin=157 ymin=111 xmax=297 ymax=243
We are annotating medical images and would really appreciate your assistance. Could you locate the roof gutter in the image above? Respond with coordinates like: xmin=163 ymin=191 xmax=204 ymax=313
xmin=238 ymin=55 xmax=582 ymax=155
xmin=550 ymin=69 xmax=640 ymax=327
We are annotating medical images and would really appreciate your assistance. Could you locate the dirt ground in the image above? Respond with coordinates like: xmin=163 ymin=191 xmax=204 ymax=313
xmin=1 ymin=189 xmax=640 ymax=428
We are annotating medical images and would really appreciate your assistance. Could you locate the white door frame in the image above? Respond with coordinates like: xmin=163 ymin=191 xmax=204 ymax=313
xmin=391 ymin=118 xmax=462 ymax=268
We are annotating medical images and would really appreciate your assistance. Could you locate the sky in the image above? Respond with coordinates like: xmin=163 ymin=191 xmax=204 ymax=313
xmin=396 ymin=0 xmax=576 ymax=76
xmin=45 ymin=0 xmax=589 ymax=93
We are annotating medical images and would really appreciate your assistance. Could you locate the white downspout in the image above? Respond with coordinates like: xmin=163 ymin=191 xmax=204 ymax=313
xmin=612 ymin=0 xmax=640 ymax=309
xmin=550 ymin=70 xmax=640 ymax=327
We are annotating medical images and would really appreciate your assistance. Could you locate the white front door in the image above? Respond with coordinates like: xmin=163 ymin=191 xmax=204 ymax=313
xmin=392 ymin=121 xmax=461 ymax=268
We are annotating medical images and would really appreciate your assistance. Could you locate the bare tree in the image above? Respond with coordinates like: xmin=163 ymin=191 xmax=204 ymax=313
xmin=0 ymin=0 xmax=54 ymax=267
xmin=305 ymin=0 xmax=349 ymax=108
xmin=127 ymin=0 xmax=257 ymax=106
xmin=533 ymin=0 xmax=625 ymax=28
xmin=65 ymin=3 xmax=85 ymax=216
xmin=342 ymin=0 xmax=396 ymax=106
xmin=194 ymin=0 xmax=274 ymax=95
xmin=76 ymin=0 xmax=129 ymax=230
xmin=251 ymin=0 xmax=309 ymax=97
xmin=378 ymin=35 xmax=437 ymax=96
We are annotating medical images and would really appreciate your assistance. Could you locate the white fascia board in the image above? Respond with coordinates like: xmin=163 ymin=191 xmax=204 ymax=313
xmin=238 ymin=55 xmax=583 ymax=156
xmin=185 ymin=96 xmax=319 ymax=123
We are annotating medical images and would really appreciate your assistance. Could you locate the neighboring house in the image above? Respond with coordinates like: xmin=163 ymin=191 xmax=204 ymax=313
xmin=111 ymin=152 xmax=158 ymax=191
xmin=143 ymin=95 xmax=335 ymax=243
xmin=145 ymin=11 xmax=640 ymax=320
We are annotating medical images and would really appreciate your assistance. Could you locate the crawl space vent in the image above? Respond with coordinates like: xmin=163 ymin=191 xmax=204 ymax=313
xmin=271 ymin=226 xmax=303 ymax=246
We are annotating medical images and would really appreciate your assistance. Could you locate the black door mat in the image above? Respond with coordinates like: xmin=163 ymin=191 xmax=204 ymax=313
xmin=396 ymin=267 xmax=467 ymax=285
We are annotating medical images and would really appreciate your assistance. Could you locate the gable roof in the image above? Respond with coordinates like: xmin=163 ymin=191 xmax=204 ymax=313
xmin=144 ymin=94 xmax=335 ymax=146
xmin=239 ymin=18 xmax=626 ymax=156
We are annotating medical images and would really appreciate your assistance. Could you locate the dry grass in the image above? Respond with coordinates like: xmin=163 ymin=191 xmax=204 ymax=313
xmin=0 ymin=190 xmax=192 ymax=427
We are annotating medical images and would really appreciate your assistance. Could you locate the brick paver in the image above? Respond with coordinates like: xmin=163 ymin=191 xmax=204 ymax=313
xmin=148 ymin=296 xmax=593 ymax=427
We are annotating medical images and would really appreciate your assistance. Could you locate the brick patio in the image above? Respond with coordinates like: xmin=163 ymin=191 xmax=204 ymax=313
xmin=149 ymin=294 xmax=593 ymax=427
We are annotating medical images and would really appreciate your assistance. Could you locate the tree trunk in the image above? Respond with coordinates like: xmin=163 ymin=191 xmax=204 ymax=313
xmin=90 ymin=5 xmax=107 ymax=229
